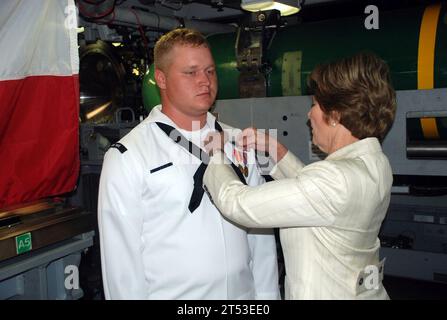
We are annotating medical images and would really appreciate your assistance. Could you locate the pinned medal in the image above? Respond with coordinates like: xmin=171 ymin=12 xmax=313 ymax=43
xmin=233 ymin=148 xmax=249 ymax=177
xmin=242 ymin=151 xmax=249 ymax=177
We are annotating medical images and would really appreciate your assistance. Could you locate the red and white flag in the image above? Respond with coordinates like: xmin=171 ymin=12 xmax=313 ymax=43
xmin=0 ymin=0 xmax=80 ymax=208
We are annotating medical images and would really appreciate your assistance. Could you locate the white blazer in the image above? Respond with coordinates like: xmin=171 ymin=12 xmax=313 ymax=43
xmin=98 ymin=105 xmax=280 ymax=300
xmin=204 ymin=138 xmax=392 ymax=299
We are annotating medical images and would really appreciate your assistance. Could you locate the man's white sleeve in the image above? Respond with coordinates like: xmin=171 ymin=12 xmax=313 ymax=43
xmin=98 ymin=148 xmax=148 ymax=299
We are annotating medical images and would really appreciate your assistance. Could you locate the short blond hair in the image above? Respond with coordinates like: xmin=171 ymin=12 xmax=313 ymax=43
xmin=154 ymin=28 xmax=209 ymax=71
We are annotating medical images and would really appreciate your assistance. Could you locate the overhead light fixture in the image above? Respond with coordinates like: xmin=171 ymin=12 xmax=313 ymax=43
xmin=241 ymin=0 xmax=301 ymax=16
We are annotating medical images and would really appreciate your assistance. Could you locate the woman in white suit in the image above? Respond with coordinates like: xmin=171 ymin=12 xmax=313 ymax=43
xmin=203 ymin=52 xmax=397 ymax=299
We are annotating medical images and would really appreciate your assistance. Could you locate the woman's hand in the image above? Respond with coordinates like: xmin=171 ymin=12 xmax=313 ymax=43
xmin=204 ymin=131 xmax=226 ymax=157
xmin=236 ymin=127 xmax=288 ymax=163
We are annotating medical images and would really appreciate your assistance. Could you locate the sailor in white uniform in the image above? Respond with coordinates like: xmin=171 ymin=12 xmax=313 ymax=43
xmin=97 ymin=28 xmax=280 ymax=300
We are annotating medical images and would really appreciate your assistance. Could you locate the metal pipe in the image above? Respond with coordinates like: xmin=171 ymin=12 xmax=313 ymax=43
xmin=407 ymin=142 xmax=447 ymax=159
xmin=78 ymin=0 xmax=236 ymax=34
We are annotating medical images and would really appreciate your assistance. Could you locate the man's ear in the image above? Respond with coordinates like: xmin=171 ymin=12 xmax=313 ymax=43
xmin=154 ymin=68 xmax=166 ymax=90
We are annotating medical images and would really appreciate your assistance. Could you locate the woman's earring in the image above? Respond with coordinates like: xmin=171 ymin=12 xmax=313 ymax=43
xmin=331 ymin=122 xmax=337 ymax=127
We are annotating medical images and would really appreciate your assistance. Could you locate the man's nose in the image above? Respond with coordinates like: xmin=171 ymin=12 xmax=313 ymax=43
xmin=197 ymin=71 xmax=210 ymax=85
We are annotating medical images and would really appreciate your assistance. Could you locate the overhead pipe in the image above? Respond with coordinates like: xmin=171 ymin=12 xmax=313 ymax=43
xmin=78 ymin=0 xmax=236 ymax=34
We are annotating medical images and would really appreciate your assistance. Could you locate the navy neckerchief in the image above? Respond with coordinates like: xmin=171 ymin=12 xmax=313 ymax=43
xmin=155 ymin=120 xmax=247 ymax=213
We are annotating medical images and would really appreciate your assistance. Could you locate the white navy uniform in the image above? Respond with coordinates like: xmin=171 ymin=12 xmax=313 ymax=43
xmin=98 ymin=105 xmax=280 ymax=300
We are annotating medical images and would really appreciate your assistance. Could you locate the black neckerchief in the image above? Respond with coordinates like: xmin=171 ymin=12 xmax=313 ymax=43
xmin=155 ymin=121 xmax=247 ymax=213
